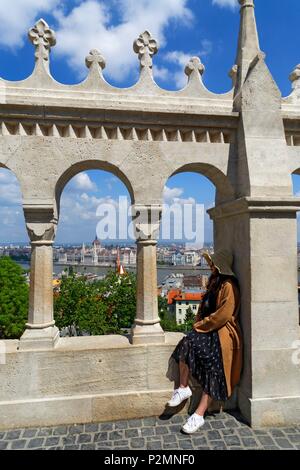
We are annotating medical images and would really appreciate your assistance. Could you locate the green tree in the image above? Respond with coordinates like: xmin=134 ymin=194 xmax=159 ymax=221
xmin=98 ymin=270 xmax=137 ymax=329
xmin=184 ymin=306 xmax=196 ymax=332
xmin=0 ymin=257 xmax=29 ymax=339
xmin=54 ymin=274 xmax=119 ymax=335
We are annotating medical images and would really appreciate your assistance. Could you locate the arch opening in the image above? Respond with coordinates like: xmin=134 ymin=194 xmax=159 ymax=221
xmin=157 ymin=170 xmax=215 ymax=332
xmin=54 ymin=168 xmax=137 ymax=338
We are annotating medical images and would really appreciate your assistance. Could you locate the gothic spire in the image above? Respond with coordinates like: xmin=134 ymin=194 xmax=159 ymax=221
xmin=234 ymin=0 xmax=261 ymax=93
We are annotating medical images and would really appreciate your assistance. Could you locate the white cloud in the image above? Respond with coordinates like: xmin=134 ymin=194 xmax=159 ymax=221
xmin=0 ymin=0 xmax=60 ymax=48
xmin=71 ymin=172 xmax=97 ymax=191
xmin=163 ymin=185 xmax=184 ymax=203
xmin=53 ymin=0 xmax=193 ymax=82
xmin=0 ymin=169 xmax=22 ymax=204
xmin=212 ymin=0 xmax=238 ymax=9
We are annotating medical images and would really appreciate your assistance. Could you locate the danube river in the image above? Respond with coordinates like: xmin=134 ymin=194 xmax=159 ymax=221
xmin=19 ymin=262 xmax=211 ymax=285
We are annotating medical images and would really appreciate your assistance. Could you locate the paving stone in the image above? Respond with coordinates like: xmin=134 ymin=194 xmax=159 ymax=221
xmin=69 ymin=425 xmax=84 ymax=434
xmin=78 ymin=434 xmax=92 ymax=444
xmin=241 ymin=438 xmax=259 ymax=448
xmin=11 ymin=439 xmax=27 ymax=450
xmin=84 ymin=423 xmax=99 ymax=433
xmin=221 ymin=428 xmax=237 ymax=436
xmin=178 ymin=439 xmax=194 ymax=449
xmin=164 ymin=443 xmax=179 ymax=449
xmin=109 ymin=431 xmax=124 ymax=440
xmin=257 ymin=436 xmax=275 ymax=446
xmin=288 ymin=435 xmax=300 ymax=443
xmin=27 ymin=438 xmax=45 ymax=449
xmin=269 ymin=429 xmax=285 ymax=438
xmin=53 ymin=426 xmax=68 ymax=436
xmin=147 ymin=441 xmax=162 ymax=450
xmin=162 ymin=434 xmax=177 ymax=443
xmin=128 ymin=419 xmax=143 ymax=428
xmin=6 ymin=430 xmax=22 ymax=440
xmin=22 ymin=429 xmax=37 ymax=438
xmin=192 ymin=436 xmax=208 ymax=447
xmin=81 ymin=444 xmax=96 ymax=450
xmin=141 ymin=428 xmax=155 ymax=437
xmin=45 ymin=437 xmax=60 ymax=447
xmin=114 ymin=421 xmax=129 ymax=430
xmin=1 ymin=412 xmax=300 ymax=451
xmin=93 ymin=432 xmax=108 ymax=442
xmin=125 ymin=429 xmax=139 ymax=438
xmin=210 ymin=421 xmax=225 ymax=429
xmin=237 ymin=428 xmax=254 ymax=437
xmin=62 ymin=435 xmax=78 ymax=446
xmin=155 ymin=427 xmax=169 ymax=435
xmin=207 ymin=430 xmax=222 ymax=440
xmin=37 ymin=428 xmax=53 ymax=437
xmin=223 ymin=435 xmax=241 ymax=446
xmin=274 ymin=438 xmax=294 ymax=449
xmin=100 ymin=423 xmax=114 ymax=431
xmin=130 ymin=438 xmax=145 ymax=449
xmin=143 ymin=417 xmax=157 ymax=426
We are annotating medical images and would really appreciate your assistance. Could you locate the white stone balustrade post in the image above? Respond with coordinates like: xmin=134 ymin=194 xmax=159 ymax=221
xmin=131 ymin=204 xmax=165 ymax=345
xmin=19 ymin=203 xmax=59 ymax=350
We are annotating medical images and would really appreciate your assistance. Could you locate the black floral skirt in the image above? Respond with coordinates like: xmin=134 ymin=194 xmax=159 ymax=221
xmin=171 ymin=330 xmax=228 ymax=401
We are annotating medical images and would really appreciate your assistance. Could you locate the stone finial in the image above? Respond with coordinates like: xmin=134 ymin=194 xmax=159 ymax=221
xmin=28 ymin=19 xmax=56 ymax=71
xmin=85 ymin=49 xmax=106 ymax=71
xmin=229 ymin=64 xmax=238 ymax=87
xmin=185 ymin=57 xmax=205 ymax=78
xmin=289 ymin=64 xmax=300 ymax=89
xmin=133 ymin=31 xmax=159 ymax=71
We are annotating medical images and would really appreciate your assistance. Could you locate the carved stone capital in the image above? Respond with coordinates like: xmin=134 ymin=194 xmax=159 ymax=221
xmin=133 ymin=31 xmax=159 ymax=70
xmin=28 ymin=19 xmax=56 ymax=70
xmin=131 ymin=204 xmax=162 ymax=241
xmin=24 ymin=203 xmax=57 ymax=244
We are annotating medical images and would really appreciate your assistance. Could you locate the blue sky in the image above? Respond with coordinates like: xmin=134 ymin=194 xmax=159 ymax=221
xmin=0 ymin=0 xmax=299 ymax=244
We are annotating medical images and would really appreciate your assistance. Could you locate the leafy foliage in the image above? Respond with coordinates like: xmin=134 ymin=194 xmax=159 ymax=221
xmin=54 ymin=270 xmax=137 ymax=335
xmin=0 ymin=257 xmax=28 ymax=339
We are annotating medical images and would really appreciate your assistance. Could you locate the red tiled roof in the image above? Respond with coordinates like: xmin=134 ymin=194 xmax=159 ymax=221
xmin=167 ymin=290 xmax=204 ymax=304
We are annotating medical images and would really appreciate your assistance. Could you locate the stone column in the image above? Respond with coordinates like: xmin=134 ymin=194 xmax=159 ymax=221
xmin=210 ymin=197 xmax=300 ymax=427
xmin=131 ymin=204 xmax=165 ymax=345
xmin=19 ymin=203 xmax=59 ymax=350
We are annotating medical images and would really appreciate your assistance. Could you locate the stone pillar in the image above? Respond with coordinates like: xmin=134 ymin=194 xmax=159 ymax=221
xmin=210 ymin=198 xmax=300 ymax=427
xmin=19 ymin=203 xmax=59 ymax=350
xmin=131 ymin=204 xmax=165 ymax=345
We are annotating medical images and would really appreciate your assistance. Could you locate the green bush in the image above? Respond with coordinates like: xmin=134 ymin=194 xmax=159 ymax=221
xmin=0 ymin=257 xmax=29 ymax=339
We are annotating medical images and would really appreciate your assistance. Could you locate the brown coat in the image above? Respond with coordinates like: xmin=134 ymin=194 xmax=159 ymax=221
xmin=193 ymin=279 xmax=243 ymax=398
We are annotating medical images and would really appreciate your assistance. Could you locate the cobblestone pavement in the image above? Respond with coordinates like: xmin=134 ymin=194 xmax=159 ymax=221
xmin=1 ymin=411 xmax=300 ymax=450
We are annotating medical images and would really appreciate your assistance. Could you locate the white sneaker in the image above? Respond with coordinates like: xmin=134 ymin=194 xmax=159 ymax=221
xmin=182 ymin=413 xmax=205 ymax=434
xmin=167 ymin=386 xmax=192 ymax=407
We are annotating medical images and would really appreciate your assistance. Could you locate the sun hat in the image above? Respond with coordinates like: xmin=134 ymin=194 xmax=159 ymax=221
xmin=202 ymin=249 xmax=236 ymax=277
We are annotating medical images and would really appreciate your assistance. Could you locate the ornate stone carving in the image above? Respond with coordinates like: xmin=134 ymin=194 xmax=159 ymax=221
xmin=289 ymin=64 xmax=300 ymax=89
xmin=133 ymin=31 xmax=158 ymax=70
xmin=229 ymin=64 xmax=238 ymax=86
xmin=24 ymin=204 xmax=57 ymax=243
xmin=185 ymin=57 xmax=205 ymax=78
xmin=131 ymin=204 xmax=162 ymax=240
xmin=28 ymin=19 xmax=56 ymax=68
xmin=85 ymin=49 xmax=106 ymax=71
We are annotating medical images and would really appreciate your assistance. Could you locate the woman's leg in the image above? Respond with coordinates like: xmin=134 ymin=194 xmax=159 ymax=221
xmin=179 ymin=360 xmax=190 ymax=388
xmin=195 ymin=392 xmax=213 ymax=416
